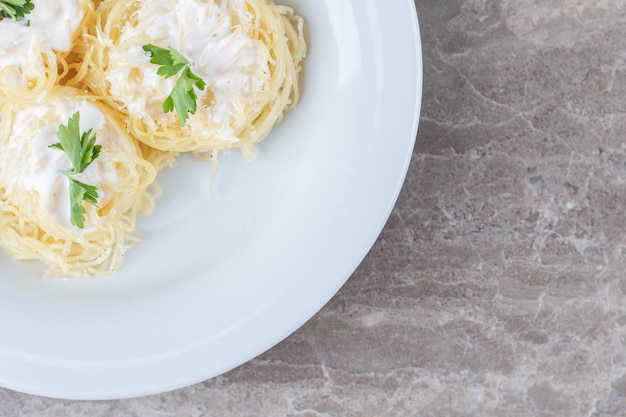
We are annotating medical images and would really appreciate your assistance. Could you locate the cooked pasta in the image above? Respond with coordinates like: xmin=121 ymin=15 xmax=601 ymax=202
xmin=0 ymin=0 xmax=94 ymax=102
xmin=0 ymin=0 xmax=306 ymax=277
xmin=82 ymin=0 xmax=306 ymax=157
xmin=0 ymin=87 xmax=157 ymax=277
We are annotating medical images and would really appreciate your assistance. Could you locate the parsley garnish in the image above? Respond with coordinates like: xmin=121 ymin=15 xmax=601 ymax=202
xmin=142 ymin=44 xmax=206 ymax=126
xmin=49 ymin=112 xmax=102 ymax=229
xmin=0 ymin=0 xmax=34 ymax=21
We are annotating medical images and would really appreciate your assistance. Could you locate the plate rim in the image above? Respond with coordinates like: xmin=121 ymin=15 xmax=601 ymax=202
xmin=0 ymin=0 xmax=423 ymax=399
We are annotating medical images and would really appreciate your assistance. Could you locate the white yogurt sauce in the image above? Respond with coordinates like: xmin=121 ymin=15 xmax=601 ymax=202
xmin=0 ymin=0 xmax=85 ymax=89
xmin=0 ymin=20 xmax=48 ymax=89
xmin=0 ymin=96 xmax=117 ymax=232
xmin=106 ymin=0 xmax=269 ymax=140
xmin=28 ymin=0 xmax=86 ymax=53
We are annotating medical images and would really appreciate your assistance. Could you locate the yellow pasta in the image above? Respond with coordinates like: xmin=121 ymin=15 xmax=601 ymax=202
xmin=0 ymin=0 xmax=95 ymax=103
xmin=0 ymin=0 xmax=306 ymax=277
xmin=0 ymin=87 xmax=157 ymax=277
xmin=81 ymin=0 xmax=306 ymax=158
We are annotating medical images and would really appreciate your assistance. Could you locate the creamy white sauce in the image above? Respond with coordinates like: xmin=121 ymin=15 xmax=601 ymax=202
xmin=106 ymin=0 xmax=269 ymax=141
xmin=0 ymin=96 xmax=117 ymax=232
xmin=0 ymin=0 xmax=85 ymax=89
xmin=0 ymin=20 xmax=48 ymax=89
xmin=28 ymin=0 xmax=85 ymax=53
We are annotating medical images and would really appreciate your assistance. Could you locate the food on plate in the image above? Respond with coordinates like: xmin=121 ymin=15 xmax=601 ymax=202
xmin=0 ymin=0 xmax=306 ymax=277
xmin=0 ymin=0 xmax=95 ymax=101
xmin=0 ymin=87 xmax=157 ymax=277
xmin=82 ymin=0 xmax=306 ymax=159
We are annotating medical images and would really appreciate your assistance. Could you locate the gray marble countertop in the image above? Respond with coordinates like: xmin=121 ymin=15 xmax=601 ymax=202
xmin=3 ymin=0 xmax=626 ymax=415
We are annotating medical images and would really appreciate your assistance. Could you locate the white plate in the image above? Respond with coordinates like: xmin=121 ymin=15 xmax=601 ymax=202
xmin=0 ymin=0 xmax=422 ymax=399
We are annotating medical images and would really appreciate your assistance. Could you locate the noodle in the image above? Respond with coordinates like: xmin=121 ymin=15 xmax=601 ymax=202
xmin=0 ymin=22 xmax=57 ymax=103
xmin=0 ymin=0 xmax=306 ymax=277
xmin=0 ymin=87 xmax=157 ymax=277
xmin=81 ymin=0 xmax=307 ymax=156
xmin=0 ymin=0 xmax=95 ymax=103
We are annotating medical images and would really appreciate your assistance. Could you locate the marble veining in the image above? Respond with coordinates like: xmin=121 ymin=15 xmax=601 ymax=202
xmin=3 ymin=0 xmax=626 ymax=415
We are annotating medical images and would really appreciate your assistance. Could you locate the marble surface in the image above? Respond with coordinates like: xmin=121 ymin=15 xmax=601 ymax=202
xmin=3 ymin=0 xmax=626 ymax=415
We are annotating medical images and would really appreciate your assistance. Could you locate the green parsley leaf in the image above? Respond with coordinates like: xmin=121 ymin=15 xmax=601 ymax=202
xmin=143 ymin=44 xmax=206 ymax=126
xmin=0 ymin=0 xmax=34 ymax=21
xmin=48 ymin=112 xmax=102 ymax=229
xmin=68 ymin=178 xmax=98 ymax=229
